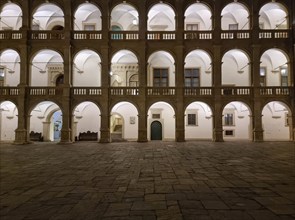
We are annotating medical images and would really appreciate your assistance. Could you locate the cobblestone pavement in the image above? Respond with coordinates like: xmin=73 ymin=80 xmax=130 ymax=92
xmin=0 ymin=141 xmax=295 ymax=220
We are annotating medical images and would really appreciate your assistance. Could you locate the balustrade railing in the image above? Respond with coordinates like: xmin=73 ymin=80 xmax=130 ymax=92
xmin=184 ymin=31 xmax=212 ymax=40
xmin=259 ymin=30 xmax=289 ymax=39
xmin=110 ymin=87 xmax=139 ymax=95
xmin=221 ymin=87 xmax=251 ymax=96
xmin=73 ymin=31 xmax=102 ymax=40
xmin=221 ymin=31 xmax=251 ymax=39
xmin=29 ymin=87 xmax=57 ymax=95
xmin=147 ymin=32 xmax=176 ymax=40
xmin=259 ymin=87 xmax=291 ymax=95
xmin=0 ymin=31 xmax=23 ymax=40
xmin=184 ymin=88 xmax=212 ymax=96
xmin=147 ymin=87 xmax=176 ymax=96
xmin=0 ymin=87 xmax=19 ymax=96
xmin=72 ymin=87 xmax=102 ymax=95
xmin=110 ymin=31 xmax=139 ymax=40
xmin=30 ymin=31 xmax=65 ymax=40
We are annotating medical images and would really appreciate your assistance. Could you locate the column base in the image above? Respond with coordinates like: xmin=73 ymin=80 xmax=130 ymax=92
xmin=253 ymin=129 xmax=264 ymax=142
xmin=213 ymin=129 xmax=224 ymax=142
xmin=14 ymin=129 xmax=29 ymax=145
xmin=100 ymin=130 xmax=111 ymax=143
xmin=176 ymin=129 xmax=185 ymax=142
xmin=137 ymin=130 xmax=148 ymax=142
xmin=59 ymin=129 xmax=72 ymax=144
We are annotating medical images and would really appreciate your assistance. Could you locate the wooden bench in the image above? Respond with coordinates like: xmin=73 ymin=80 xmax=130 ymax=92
xmin=78 ymin=131 xmax=98 ymax=141
xmin=29 ymin=131 xmax=43 ymax=141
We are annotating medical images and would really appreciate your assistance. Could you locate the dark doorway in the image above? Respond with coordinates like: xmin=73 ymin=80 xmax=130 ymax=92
xmin=52 ymin=25 xmax=64 ymax=30
xmin=151 ymin=121 xmax=162 ymax=140
xmin=56 ymin=75 xmax=64 ymax=86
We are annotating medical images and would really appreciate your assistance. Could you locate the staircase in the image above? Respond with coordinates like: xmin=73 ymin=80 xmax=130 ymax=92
xmin=111 ymin=125 xmax=126 ymax=142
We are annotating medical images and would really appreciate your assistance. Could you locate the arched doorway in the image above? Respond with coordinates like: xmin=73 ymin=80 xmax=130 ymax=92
xmin=110 ymin=102 xmax=138 ymax=142
xmin=262 ymin=101 xmax=292 ymax=141
xmin=0 ymin=101 xmax=18 ymax=142
xmin=151 ymin=121 xmax=162 ymax=140
xmin=30 ymin=101 xmax=62 ymax=142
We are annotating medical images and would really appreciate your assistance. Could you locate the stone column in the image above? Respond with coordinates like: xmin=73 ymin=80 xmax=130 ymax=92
xmin=252 ymin=103 xmax=264 ymax=142
xmin=138 ymin=2 xmax=147 ymax=40
xmin=175 ymin=0 xmax=184 ymax=41
xmin=251 ymin=45 xmax=264 ymax=141
xmin=99 ymin=46 xmax=111 ymax=143
xmin=212 ymin=45 xmax=223 ymax=142
xmin=59 ymin=45 xmax=72 ymax=143
xmin=175 ymin=45 xmax=185 ymax=142
xmin=14 ymin=43 xmax=30 ymax=144
xmin=137 ymin=43 xmax=148 ymax=142
xmin=42 ymin=121 xmax=51 ymax=141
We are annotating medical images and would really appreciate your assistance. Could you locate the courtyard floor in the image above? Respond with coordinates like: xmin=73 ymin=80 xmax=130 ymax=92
xmin=0 ymin=141 xmax=295 ymax=220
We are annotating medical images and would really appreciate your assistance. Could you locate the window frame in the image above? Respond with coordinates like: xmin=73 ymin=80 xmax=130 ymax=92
xmin=153 ymin=68 xmax=169 ymax=87
xmin=184 ymin=68 xmax=200 ymax=87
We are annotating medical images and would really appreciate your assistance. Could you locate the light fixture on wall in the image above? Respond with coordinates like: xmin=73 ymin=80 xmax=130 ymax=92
xmin=132 ymin=19 xmax=138 ymax=25
xmin=272 ymin=63 xmax=287 ymax=74
xmin=32 ymin=64 xmax=46 ymax=73
xmin=238 ymin=63 xmax=250 ymax=74
xmin=74 ymin=64 xmax=84 ymax=74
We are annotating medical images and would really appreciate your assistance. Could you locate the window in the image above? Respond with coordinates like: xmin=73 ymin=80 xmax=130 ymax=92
xmin=260 ymin=67 xmax=266 ymax=86
xmin=187 ymin=114 xmax=197 ymax=126
xmin=185 ymin=68 xmax=200 ymax=87
xmin=129 ymin=74 xmax=139 ymax=87
xmin=83 ymin=24 xmax=95 ymax=31
xmin=224 ymin=113 xmax=234 ymax=126
xmin=153 ymin=68 xmax=168 ymax=87
xmin=280 ymin=67 xmax=288 ymax=86
xmin=229 ymin=24 xmax=238 ymax=30
xmin=186 ymin=24 xmax=199 ymax=31
xmin=224 ymin=130 xmax=234 ymax=136
xmin=152 ymin=114 xmax=160 ymax=119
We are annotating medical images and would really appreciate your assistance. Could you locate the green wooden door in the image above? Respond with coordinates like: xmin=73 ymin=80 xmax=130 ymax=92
xmin=151 ymin=121 xmax=162 ymax=140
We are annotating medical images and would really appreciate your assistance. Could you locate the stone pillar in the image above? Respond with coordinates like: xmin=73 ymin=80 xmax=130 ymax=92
xmin=252 ymin=102 xmax=264 ymax=142
xmin=99 ymin=46 xmax=111 ymax=143
xmin=14 ymin=44 xmax=30 ymax=144
xmin=175 ymin=0 xmax=184 ymax=41
xmin=212 ymin=45 xmax=223 ymax=142
xmin=175 ymin=45 xmax=185 ymax=142
xmin=137 ymin=108 xmax=148 ymax=142
xmin=251 ymin=45 xmax=264 ymax=142
xmin=59 ymin=45 xmax=72 ymax=143
xmin=42 ymin=121 xmax=51 ymax=141
xmin=138 ymin=2 xmax=147 ymax=40
xmin=101 ymin=1 xmax=110 ymax=40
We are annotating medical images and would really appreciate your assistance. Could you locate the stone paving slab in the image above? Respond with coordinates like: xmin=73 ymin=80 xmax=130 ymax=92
xmin=0 ymin=141 xmax=294 ymax=219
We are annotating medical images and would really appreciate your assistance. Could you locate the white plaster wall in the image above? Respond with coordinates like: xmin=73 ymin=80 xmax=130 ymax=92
xmin=260 ymin=52 xmax=288 ymax=86
xmin=0 ymin=104 xmax=18 ymax=141
xmin=76 ymin=104 xmax=101 ymax=139
xmin=3 ymin=64 xmax=20 ymax=86
xmin=74 ymin=9 xmax=102 ymax=30
xmin=185 ymin=103 xmax=212 ymax=140
xmin=30 ymin=67 xmax=48 ymax=86
xmin=222 ymin=57 xmax=250 ymax=86
xmin=262 ymin=103 xmax=290 ymax=140
xmin=73 ymin=59 xmax=101 ymax=86
xmin=223 ymin=108 xmax=251 ymax=140
xmin=112 ymin=103 xmax=138 ymax=140
xmin=148 ymin=102 xmax=175 ymax=140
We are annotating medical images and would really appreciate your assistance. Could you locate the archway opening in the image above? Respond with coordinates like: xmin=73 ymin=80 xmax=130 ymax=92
xmin=148 ymin=102 xmax=175 ymax=141
xmin=0 ymin=49 xmax=21 ymax=86
xmin=0 ymin=101 xmax=18 ymax=142
xmin=73 ymin=102 xmax=101 ymax=142
xmin=262 ymin=101 xmax=292 ymax=141
xmin=0 ymin=3 xmax=23 ymax=30
xmin=74 ymin=3 xmax=101 ymax=31
xmin=148 ymin=3 xmax=175 ymax=31
xmin=30 ymin=101 xmax=62 ymax=142
xmin=185 ymin=102 xmax=213 ymax=140
xmin=222 ymin=101 xmax=252 ymax=141
xmin=221 ymin=3 xmax=250 ymax=30
xmin=151 ymin=121 xmax=162 ymax=140
xmin=111 ymin=102 xmax=138 ymax=142
xmin=111 ymin=3 xmax=139 ymax=31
